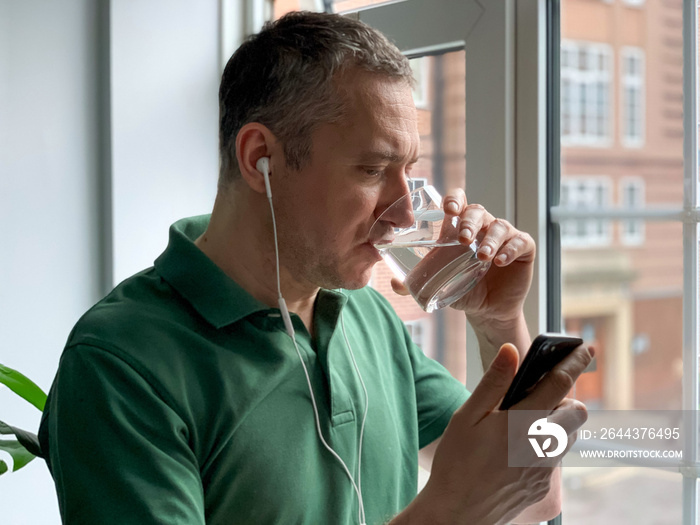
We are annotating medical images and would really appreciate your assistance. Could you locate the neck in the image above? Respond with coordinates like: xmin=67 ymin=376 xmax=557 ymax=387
xmin=194 ymin=186 xmax=319 ymax=332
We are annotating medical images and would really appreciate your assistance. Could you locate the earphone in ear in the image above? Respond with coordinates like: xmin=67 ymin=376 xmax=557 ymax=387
xmin=256 ymin=157 xmax=272 ymax=199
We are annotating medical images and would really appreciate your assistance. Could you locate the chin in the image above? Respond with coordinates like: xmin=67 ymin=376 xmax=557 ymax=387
xmin=336 ymin=266 xmax=374 ymax=291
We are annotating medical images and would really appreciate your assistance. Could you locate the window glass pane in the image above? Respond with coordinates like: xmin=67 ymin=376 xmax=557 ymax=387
xmin=370 ymin=51 xmax=467 ymax=383
xmin=561 ymin=3 xmax=683 ymax=194
xmin=363 ymin=50 xmax=467 ymax=476
xmin=560 ymin=0 xmax=687 ymax=521
xmin=563 ymin=220 xmax=683 ymax=411
xmin=561 ymin=220 xmax=684 ymax=522
xmin=563 ymin=467 xmax=681 ymax=522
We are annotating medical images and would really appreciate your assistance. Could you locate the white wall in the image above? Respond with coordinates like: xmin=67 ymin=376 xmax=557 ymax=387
xmin=111 ymin=0 xmax=219 ymax=285
xmin=0 ymin=1 xmax=219 ymax=522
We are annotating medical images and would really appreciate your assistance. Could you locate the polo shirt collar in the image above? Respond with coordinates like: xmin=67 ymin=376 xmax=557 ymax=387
xmin=154 ymin=215 xmax=270 ymax=329
xmin=154 ymin=215 xmax=351 ymax=330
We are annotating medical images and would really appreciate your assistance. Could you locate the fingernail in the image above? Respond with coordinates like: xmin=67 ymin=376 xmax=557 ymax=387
xmin=496 ymin=254 xmax=507 ymax=264
xmin=460 ymin=228 xmax=473 ymax=239
xmin=480 ymin=245 xmax=492 ymax=257
xmin=446 ymin=201 xmax=459 ymax=214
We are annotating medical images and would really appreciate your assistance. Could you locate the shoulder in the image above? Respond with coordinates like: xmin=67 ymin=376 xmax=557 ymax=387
xmin=64 ymin=267 xmax=200 ymax=379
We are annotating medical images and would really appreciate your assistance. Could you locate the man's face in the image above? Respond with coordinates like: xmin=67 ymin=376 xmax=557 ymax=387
xmin=272 ymin=69 xmax=420 ymax=291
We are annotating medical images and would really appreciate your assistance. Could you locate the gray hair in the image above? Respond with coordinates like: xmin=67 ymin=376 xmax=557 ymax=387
xmin=218 ymin=10 xmax=414 ymax=190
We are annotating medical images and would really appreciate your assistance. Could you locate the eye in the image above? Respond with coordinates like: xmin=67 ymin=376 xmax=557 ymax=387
xmin=361 ymin=166 xmax=386 ymax=178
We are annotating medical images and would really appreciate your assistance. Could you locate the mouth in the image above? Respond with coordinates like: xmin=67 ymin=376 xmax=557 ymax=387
xmin=368 ymin=220 xmax=395 ymax=246
xmin=362 ymin=241 xmax=383 ymax=262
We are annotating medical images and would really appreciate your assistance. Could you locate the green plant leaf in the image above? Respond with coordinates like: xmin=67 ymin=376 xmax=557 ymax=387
xmin=0 ymin=439 xmax=36 ymax=475
xmin=0 ymin=460 xmax=7 ymax=475
xmin=0 ymin=421 xmax=43 ymax=458
xmin=0 ymin=363 xmax=47 ymax=411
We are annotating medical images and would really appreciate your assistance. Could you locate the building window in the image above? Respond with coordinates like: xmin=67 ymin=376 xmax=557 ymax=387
xmin=407 ymin=177 xmax=427 ymax=193
xmin=561 ymin=42 xmax=612 ymax=146
xmin=621 ymin=48 xmax=645 ymax=147
xmin=560 ymin=177 xmax=612 ymax=247
xmin=404 ymin=318 xmax=432 ymax=358
xmin=620 ymin=177 xmax=645 ymax=245
xmin=410 ymin=57 xmax=429 ymax=109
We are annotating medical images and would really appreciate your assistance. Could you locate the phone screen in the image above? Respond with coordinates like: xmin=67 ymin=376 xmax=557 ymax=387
xmin=499 ymin=333 xmax=583 ymax=410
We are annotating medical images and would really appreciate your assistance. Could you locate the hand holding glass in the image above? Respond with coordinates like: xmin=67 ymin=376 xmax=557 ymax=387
xmin=369 ymin=185 xmax=491 ymax=312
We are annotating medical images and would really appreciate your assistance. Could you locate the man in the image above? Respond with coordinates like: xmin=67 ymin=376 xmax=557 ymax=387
xmin=39 ymin=11 xmax=592 ymax=525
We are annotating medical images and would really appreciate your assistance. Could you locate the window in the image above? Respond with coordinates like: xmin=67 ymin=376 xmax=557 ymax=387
xmin=407 ymin=177 xmax=427 ymax=193
xmin=621 ymin=47 xmax=645 ymax=147
xmin=410 ymin=57 xmax=430 ymax=109
xmin=555 ymin=0 xmax=695 ymax=522
xmin=560 ymin=177 xmax=612 ymax=247
xmin=270 ymin=1 xmax=699 ymax=522
xmin=404 ymin=318 xmax=433 ymax=358
xmin=620 ymin=178 xmax=645 ymax=245
xmin=561 ymin=42 xmax=612 ymax=146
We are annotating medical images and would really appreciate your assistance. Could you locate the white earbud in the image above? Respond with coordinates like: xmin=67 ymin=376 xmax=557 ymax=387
xmin=257 ymin=157 xmax=272 ymax=199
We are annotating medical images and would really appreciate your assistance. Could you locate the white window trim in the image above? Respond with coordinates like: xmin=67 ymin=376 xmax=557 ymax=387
xmin=620 ymin=46 xmax=646 ymax=148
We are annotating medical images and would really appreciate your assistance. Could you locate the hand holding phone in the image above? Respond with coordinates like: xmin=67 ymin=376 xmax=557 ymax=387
xmin=499 ymin=333 xmax=584 ymax=410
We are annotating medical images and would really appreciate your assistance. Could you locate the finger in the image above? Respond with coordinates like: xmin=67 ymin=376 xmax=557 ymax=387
xmin=492 ymin=230 xmax=537 ymax=267
xmin=457 ymin=204 xmax=494 ymax=244
xmin=390 ymin=277 xmax=410 ymax=296
xmin=517 ymin=345 xmax=594 ymax=413
xmin=548 ymin=399 xmax=588 ymax=436
xmin=442 ymin=188 xmax=467 ymax=216
xmin=457 ymin=343 xmax=520 ymax=424
xmin=475 ymin=218 xmax=513 ymax=261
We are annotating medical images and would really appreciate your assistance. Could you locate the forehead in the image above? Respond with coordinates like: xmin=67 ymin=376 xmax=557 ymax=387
xmin=328 ymin=69 xmax=419 ymax=155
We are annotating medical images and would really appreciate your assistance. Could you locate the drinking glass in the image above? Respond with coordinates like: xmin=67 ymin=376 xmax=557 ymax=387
xmin=369 ymin=185 xmax=491 ymax=312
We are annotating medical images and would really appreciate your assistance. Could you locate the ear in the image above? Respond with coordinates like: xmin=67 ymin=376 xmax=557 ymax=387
xmin=235 ymin=123 xmax=279 ymax=194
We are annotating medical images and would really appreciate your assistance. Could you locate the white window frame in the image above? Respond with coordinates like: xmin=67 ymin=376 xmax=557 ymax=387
xmin=621 ymin=46 xmax=646 ymax=148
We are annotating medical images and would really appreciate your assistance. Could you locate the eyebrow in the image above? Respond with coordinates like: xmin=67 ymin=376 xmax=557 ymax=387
xmin=357 ymin=150 xmax=420 ymax=165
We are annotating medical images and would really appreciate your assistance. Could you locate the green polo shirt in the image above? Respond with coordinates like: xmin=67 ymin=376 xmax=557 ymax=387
xmin=39 ymin=215 xmax=470 ymax=525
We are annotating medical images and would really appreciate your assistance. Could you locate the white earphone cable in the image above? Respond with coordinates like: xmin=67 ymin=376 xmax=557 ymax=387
xmin=340 ymin=312 xmax=369 ymax=522
xmin=266 ymin=189 xmax=367 ymax=525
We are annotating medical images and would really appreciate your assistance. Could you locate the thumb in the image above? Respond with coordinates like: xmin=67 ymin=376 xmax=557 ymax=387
xmin=460 ymin=343 xmax=519 ymax=423
xmin=390 ymin=277 xmax=411 ymax=296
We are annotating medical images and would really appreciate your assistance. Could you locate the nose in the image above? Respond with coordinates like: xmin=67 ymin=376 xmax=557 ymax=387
xmin=376 ymin=177 xmax=414 ymax=229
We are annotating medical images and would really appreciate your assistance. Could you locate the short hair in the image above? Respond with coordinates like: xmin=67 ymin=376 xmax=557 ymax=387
xmin=217 ymin=10 xmax=413 ymax=190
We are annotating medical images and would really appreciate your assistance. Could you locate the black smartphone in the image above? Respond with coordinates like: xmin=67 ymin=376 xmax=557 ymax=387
xmin=499 ymin=333 xmax=584 ymax=410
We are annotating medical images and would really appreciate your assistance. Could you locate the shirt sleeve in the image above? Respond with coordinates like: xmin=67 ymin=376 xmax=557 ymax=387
xmin=402 ymin=325 xmax=471 ymax=449
xmin=39 ymin=343 xmax=205 ymax=525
